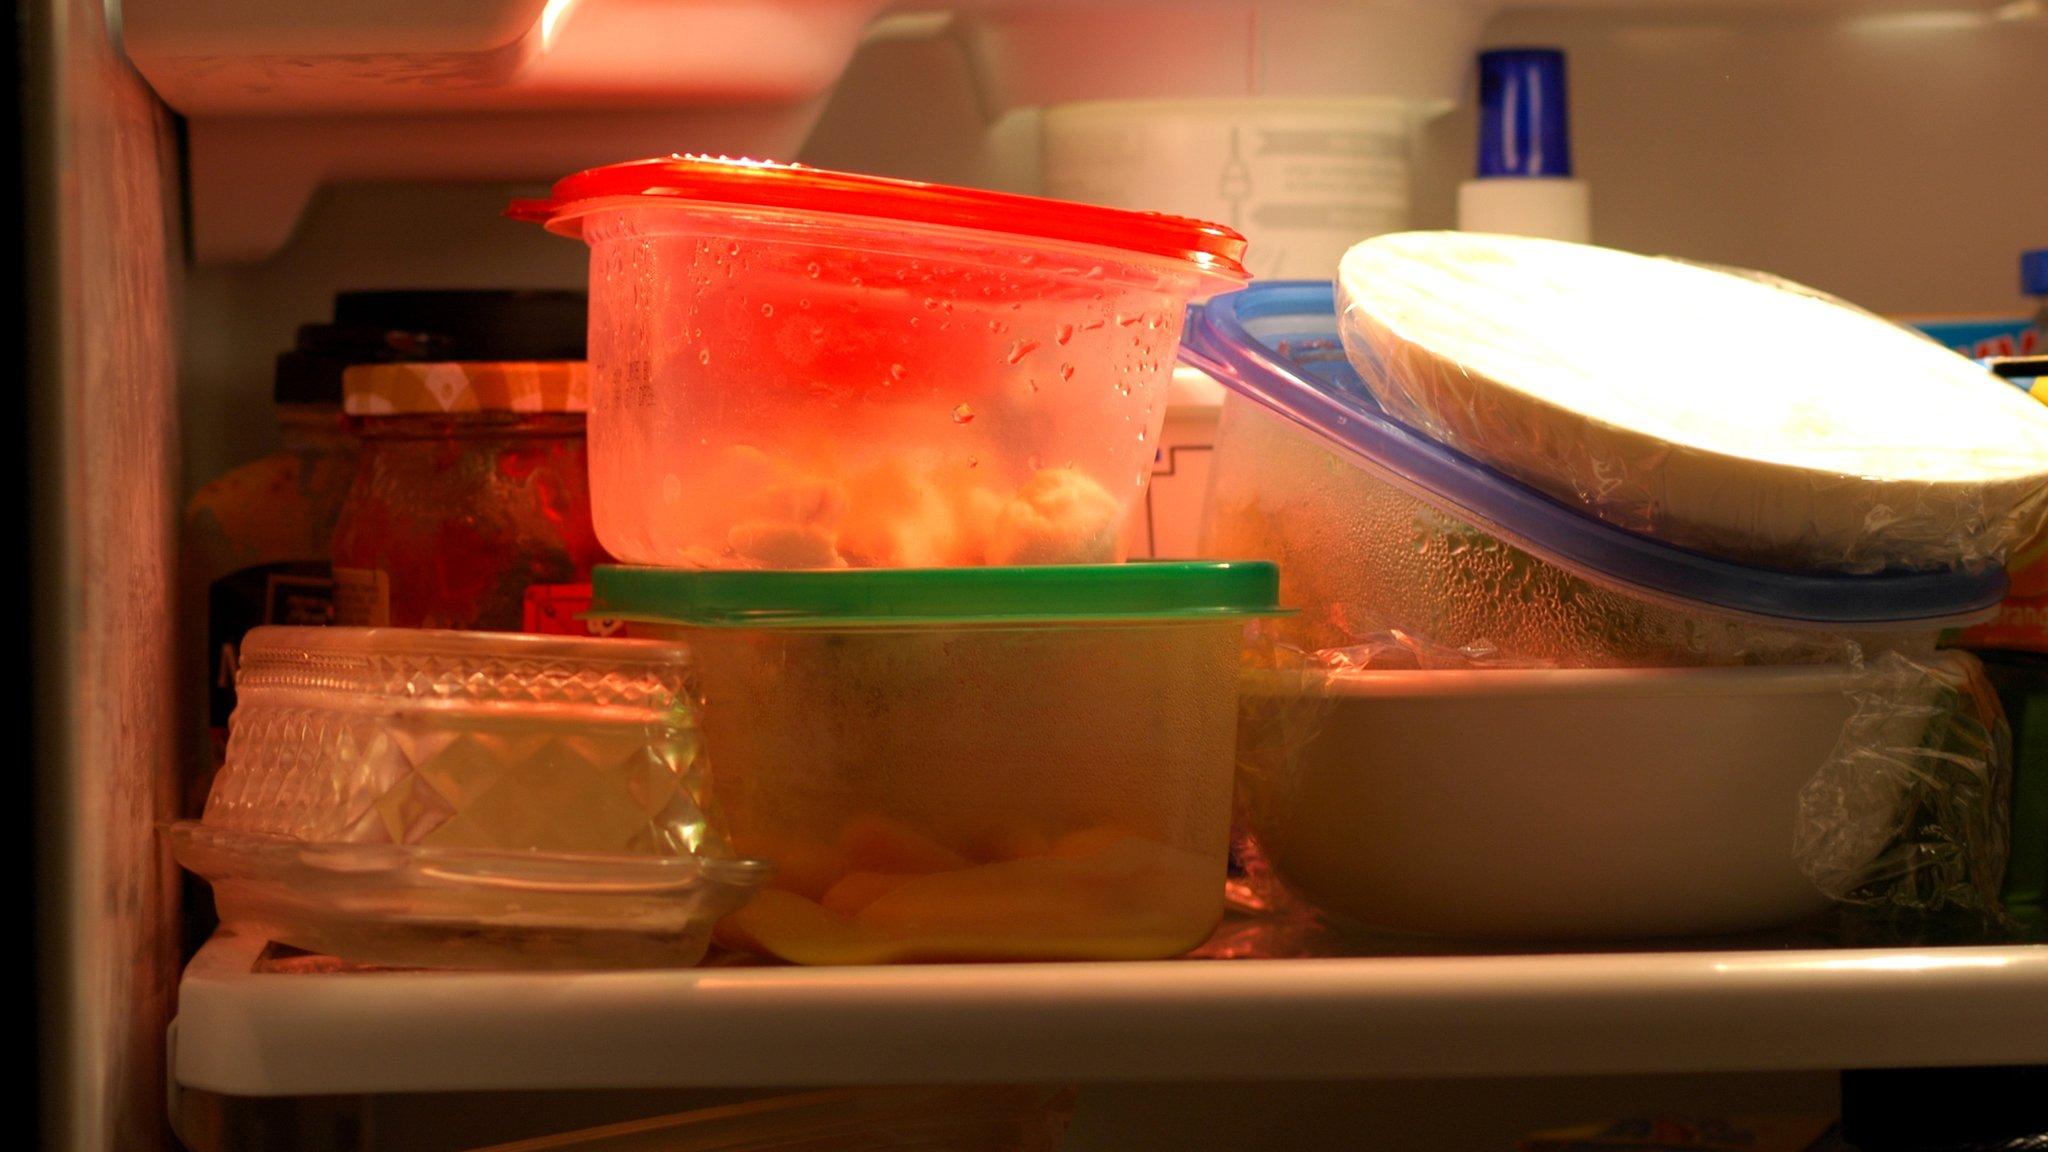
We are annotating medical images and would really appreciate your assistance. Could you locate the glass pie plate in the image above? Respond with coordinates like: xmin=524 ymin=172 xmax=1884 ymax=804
xmin=171 ymin=625 xmax=772 ymax=969
xmin=168 ymin=824 xmax=770 ymax=969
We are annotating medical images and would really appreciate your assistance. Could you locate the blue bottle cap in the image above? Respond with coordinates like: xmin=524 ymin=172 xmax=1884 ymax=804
xmin=2023 ymin=248 xmax=2048 ymax=297
xmin=1476 ymin=48 xmax=1573 ymax=179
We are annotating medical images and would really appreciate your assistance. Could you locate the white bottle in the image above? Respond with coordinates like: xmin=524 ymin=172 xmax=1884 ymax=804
xmin=1457 ymin=48 xmax=1590 ymax=243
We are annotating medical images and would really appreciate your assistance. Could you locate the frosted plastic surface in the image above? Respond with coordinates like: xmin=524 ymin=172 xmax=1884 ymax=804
xmin=1336 ymin=232 xmax=2048 ymax=573
xmin=583 ymin=205 xmax=1210 ymax=569
xmin=1207 ymin=397 xmax=2011 ymax=922
xmin=642 ymin=618 xmax=1244 ymax=963
xmin=1202 ymin=395 xmax=1925 ymax=667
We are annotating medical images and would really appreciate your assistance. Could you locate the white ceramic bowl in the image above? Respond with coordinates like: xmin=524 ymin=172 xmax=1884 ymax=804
xmin=1241 ymin=665 xmax=1869 ymax=939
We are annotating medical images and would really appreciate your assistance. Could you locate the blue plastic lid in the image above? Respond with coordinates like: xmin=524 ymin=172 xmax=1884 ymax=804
xmin=1180 ymin=281 xmax=2007 ymax=627
xmin=1476 ymin=48 xmax=1572 ymax=179
xmin=2023 ymin=248 xmax=2048 ymax=297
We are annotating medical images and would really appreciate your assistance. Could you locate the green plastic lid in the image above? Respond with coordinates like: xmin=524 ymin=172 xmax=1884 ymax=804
xmin=591 ymin=562 xmax=1284 ymax=628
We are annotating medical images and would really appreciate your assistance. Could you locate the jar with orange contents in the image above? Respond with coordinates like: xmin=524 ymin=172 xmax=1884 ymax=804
xmin=330 ymin=360 xmax=611 ymax=633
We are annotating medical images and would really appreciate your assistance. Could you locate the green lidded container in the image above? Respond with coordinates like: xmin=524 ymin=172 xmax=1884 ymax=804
xmin=593 ymin=561 xmax=1282 ymax=967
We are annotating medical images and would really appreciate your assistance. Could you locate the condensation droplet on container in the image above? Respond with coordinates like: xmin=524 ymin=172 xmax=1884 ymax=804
xmin=1055 ymin=323 xmax=1074 ymax=345
xmin=1117 ymin=312 xmax=1142 ymax=327
xmin=761 ymin=303 xmax=775 ymax=317
xmin=923 ymin=297 xmax=939 ymax=311
xmin=952 ymin=403 xmax=975 ymax=424
xmin=889 ymin=363 xmax=907 ymax=382
xmin=800 ymin=298 xmax=811 ymax=310
xmin=1085 ymin=266 xmax=1104 ymax=279
xmin=1005 ymin=339 xmax=1040 ymax=365
xmin=806 ymin=261 xmax=821 ymax=278
xmin=1059 ymin=363 xmax=1076 ymax=381
xmin=968 ymin=456 xmax=980 ymax=468
xmin=987 ymin=318 xmax=1008 ymax=334
xmin=698 ymin=349 xmax=711 ymax=366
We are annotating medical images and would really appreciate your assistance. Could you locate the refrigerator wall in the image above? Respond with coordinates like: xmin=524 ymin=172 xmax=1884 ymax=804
xmin=28 ymin=0 xmax=182 ymax=1148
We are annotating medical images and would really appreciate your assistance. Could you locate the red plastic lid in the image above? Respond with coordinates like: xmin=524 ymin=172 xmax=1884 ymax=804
xmin=509 ymin=155 xmax=1251 ymax=283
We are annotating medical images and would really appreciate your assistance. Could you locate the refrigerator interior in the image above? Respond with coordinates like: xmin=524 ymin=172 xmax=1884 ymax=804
xmin=29 ymin=0 xmax=2048 ymax=1149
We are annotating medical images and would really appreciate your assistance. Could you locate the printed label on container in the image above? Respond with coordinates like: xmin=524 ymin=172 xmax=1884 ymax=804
xmin=331 ymin=567 xmax=391 ymax=627
xmin=523 ymin=582 xmax=623 ymax=637
xmin=1956 ymin=594 xmax=2048 ymax=654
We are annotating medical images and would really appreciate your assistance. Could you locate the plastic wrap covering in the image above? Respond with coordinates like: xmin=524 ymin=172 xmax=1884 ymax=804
xmin=1335 ymin=232 xmax=2048 ymax=574
xmin=1798 ymin=649 xmax=2010 ymax=915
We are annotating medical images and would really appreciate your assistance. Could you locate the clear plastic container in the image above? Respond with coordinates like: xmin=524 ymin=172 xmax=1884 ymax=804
xmin=512 ymin=156 xmax=1250 ymax=570
xmin=171 ymin=626 xmax=769 ymax=969
xmin=592 ymin=561 xmax=1281 ymax=964
xmin=1185 ymin=282 xmax=2005 ymax=667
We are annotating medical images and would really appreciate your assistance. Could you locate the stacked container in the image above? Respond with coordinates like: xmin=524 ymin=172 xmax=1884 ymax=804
xmin=512 ymin=155 xmax=1275 ymax=963
xmin=1190 ymin=273 xmax=2038 ymax=938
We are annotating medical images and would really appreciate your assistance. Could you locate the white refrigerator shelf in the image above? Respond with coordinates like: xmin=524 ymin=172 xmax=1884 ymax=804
xmin=171 ymin=930 xmax=2048 ymax=1098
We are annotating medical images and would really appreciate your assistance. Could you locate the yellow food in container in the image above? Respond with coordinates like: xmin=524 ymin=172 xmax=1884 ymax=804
xmin=593 ymin=561 xmax=1283 ymax=963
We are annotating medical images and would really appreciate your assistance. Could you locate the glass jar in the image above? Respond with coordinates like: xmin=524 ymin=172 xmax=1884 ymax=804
xmin=330 ymin=361 xmax=609 ymax=632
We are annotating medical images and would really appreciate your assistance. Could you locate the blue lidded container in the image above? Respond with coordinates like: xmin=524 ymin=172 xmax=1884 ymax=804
xmin=1182 ymin=282 xmax=2004 ymax=664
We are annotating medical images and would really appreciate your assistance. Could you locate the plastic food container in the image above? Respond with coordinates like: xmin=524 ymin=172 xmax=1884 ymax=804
xmin=592 ymin=561 xmax=1281 ymax=964
xmin=1335 ymin=232 xmax=2048 ymax=574
xmin=512 ymin=156 xmax=1250 ymax=570
xmin=1196 ymin=284 xmax=2012 ymax=934
xmin=170 ymin=626 xmax=769 ymax=969
xmin=1186 ymin=282 xmax=2006 ymax=667
xmin=1239 ymin=666 xmax=1854 ymax=938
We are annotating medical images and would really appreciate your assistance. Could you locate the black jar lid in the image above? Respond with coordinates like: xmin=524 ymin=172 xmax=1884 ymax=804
xmin=274 ymin=289 xmax=587 ymax=406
